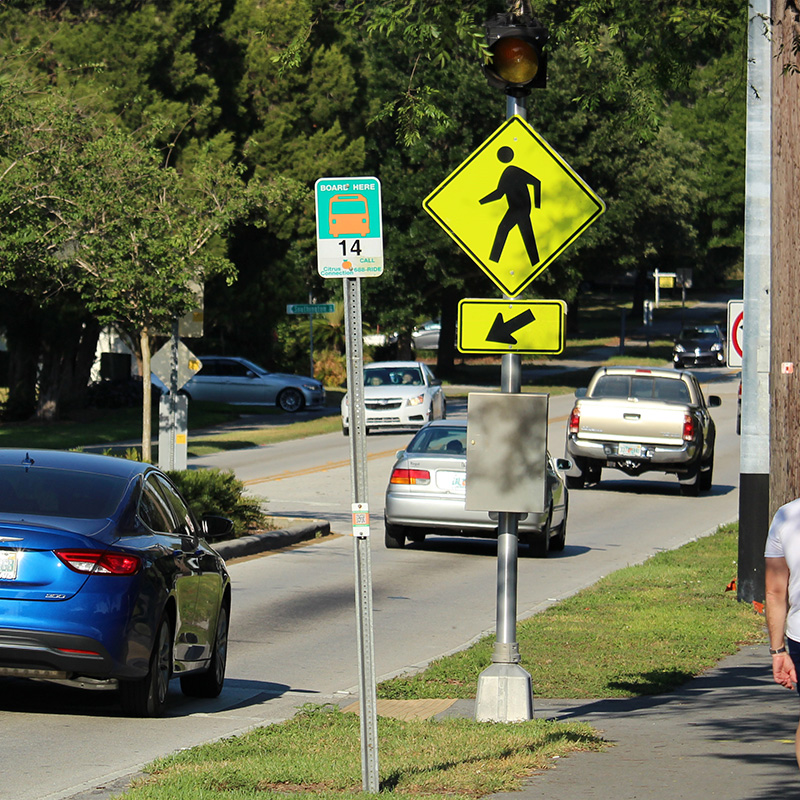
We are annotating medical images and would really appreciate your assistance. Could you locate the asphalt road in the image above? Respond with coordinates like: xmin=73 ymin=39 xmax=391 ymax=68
xmin=0 ymin=369 xmax=741 ymax=800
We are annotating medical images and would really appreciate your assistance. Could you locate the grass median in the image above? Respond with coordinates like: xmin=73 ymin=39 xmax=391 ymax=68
xmin=116 ymin=523 xmax=764 ymax=800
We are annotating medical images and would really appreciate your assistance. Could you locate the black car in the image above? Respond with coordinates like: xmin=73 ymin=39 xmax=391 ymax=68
xmin=672 ymin=325 xmax=725 ymax=369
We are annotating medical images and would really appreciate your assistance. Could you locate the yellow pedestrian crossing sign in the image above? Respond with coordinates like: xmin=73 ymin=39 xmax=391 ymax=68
xmin=424 ymin=116 xmax=605 ymax=297
xmin=458 ymin=299 xmax=566 ymax=355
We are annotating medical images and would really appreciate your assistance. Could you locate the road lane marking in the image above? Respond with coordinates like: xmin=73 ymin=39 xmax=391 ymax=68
xmin=242 ymin=415 xmax=571 ymax=487
xmin=243 ymin=449 xmax=399 ymax=486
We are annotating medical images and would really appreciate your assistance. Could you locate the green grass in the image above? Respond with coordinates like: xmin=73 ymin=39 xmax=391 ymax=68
xmin=120 ymin=705 xmax=602 ymax=800
xmin=186 ymin=415 xmax=344 ymax=456
xmin=378 ymin=524 xmax=764 ymax=700
xmin=112 ymin=523 xmax=762 ymax=799
xmin=0 ymin=400 xmax=344 ymax=454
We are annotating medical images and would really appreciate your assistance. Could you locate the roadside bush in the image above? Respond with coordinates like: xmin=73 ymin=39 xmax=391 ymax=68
xmin=166 ymin=468 xmax=268 ymax=538
xmin=314 ymin=349 xmax=346 ymax=387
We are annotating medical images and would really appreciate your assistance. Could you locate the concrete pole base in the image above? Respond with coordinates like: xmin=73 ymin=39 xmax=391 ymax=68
xmin=475 ymin=662 xmax=534 ymax=722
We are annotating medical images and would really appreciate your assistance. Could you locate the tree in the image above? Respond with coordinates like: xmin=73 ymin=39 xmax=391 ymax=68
xmin=0 ymin=68 xmax=303 ymax=456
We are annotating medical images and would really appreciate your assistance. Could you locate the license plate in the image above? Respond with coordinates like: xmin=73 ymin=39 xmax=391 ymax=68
xmin=437 ymin=471 xmax=466 ymax=491
xmin=0 ymin=550 xmax=18 ymax=581
xmin=618 ymin=443 xmax=642 ymax=457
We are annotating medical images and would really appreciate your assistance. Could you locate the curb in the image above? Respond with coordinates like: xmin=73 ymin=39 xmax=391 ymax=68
xmin=214 ymin=518 xmax=330 ymax=560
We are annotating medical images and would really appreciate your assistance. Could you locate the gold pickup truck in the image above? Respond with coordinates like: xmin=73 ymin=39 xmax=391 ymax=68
xmin=564 ymin=366 xmax=721 ymax=496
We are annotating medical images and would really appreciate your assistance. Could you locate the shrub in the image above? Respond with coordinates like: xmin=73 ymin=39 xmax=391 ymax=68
xmin=167 ymin=468 xmax=268 ymax=538
xmin=314 ymin=349 xmax=346 ymax=387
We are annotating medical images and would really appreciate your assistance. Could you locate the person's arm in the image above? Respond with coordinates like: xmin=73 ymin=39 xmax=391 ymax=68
xmin=765 ymin=556 xmax=797 ymax=689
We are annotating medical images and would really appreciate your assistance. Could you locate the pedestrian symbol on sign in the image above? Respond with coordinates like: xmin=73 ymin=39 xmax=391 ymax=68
xmin=423 ymin=116 xmax=605 ymax=297
xmin=479 ymin=146 xmax=542 ymax=266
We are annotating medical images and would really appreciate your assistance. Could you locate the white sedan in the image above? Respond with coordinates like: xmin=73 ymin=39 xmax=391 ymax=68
xmin=341 ymin=360 xmax=446 ymax=435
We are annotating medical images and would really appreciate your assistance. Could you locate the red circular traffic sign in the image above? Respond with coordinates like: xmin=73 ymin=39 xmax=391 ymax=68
xmin=732 ymin=311 xmax=744 ymax=359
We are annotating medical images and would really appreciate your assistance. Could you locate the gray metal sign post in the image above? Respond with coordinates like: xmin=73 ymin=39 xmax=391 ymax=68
xmin=343 ymin=276 xmax=379 ymax=792
xmin=315 ymin=177 xmax=383 ymax=793
xmin=474 ymin=94 xmax=533 ymax=723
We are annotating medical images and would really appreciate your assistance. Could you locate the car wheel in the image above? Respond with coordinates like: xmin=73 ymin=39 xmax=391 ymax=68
xmin=385 ymin=521 xmax=406 ymax=549
xmin=698 ymin=452 xmax=714 ymax=492
xmin=406 ymin=529 xmax=427 ymax=544
xmin=565 ymin=473 xmax=584 ymax=490
xmin=550 ymin=500 xmax=568 ymax=552
xmin=119 ymin=614 xmax=173 ymax=718
xmin=585 ymin=464 xmax=601 ymax=485
xmin=277 ymin=388 xmax=305 ymax=413
xmin=526 ymin=510 xmax=551 ymax=558
xmin=679 ymin=464 xmax=701 ymax=497
xmin=342 ymin=424 xmax=349 ymax=436
xmin=674 ymin=361 xmax=682 ymax=370
xmin=278 ymin=387 xmax=306 ymax=414
xmin=180 ymin=603 xmax=229 ymax=698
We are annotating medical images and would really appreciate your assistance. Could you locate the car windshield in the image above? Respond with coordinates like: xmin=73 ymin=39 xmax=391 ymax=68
xmin=365 ymin=367 xmax=423 ymax=387
xmin=406 ymin=426 xmax=466 ymax=455
xmin=679 ymin=326 xmax=717 ymax=339
xmin=593 ymin=376 xmax=691 ymax=403
xmin=0 ymin=466 xmax=128 ymax=519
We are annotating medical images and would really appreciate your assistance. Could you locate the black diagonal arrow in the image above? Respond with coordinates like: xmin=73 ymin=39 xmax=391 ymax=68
xmin=486 ymin=309 xmax=536 ymax=345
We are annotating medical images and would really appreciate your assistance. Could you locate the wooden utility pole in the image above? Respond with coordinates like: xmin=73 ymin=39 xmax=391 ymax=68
xmin=770 ymin=1 xmax=800 ymax=514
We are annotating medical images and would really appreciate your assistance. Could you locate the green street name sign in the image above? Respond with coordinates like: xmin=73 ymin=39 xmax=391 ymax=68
xmin=286 ymin=303 xmax=336 ymax=315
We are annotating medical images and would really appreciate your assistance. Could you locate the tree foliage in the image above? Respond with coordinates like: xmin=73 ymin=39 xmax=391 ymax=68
xmin=0 ymin=0 xmax=747 ymax=406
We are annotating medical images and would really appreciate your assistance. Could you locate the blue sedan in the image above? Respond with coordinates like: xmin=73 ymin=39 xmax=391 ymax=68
xmin=0 ymin=450 xmax=231 ymax=717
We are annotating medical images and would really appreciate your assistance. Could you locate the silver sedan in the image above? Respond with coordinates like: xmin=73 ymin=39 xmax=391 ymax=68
xmin=181 ymin=356 xmax=325 ymax=412
xmin=384 ymin=419 xmax=570 ymax=557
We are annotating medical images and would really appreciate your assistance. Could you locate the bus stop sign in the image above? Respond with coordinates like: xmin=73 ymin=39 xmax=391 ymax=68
xmin=315 ymin=177 xmax=384 ymax=278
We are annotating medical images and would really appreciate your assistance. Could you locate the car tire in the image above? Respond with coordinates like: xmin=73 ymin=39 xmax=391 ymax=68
xmin=277 ymin=388 xmax=305 ymax=413
xmin=385 ymin=521 xmax=406 ymax=549
xmin=406 ymin=529 xmax=427 ymax=544
xmin=565 ymin=473 xmax=584 ymax=490
xmin=586 ymin=464 xmax=601 ymax=485
xmin=698 ymin=452 xmax=714 ymax=492
xmin=342 ymin=425 xmax=349 ymax=436
xmin=180 ymin=603 xmax=229 ymax=699
xmin=526 ymin=510 xmax=551 ymax=558
xmin=679 ymin=464 xmax=701 ymax=497
xmin=550 ymin=500 xmax=568 ymax=552
xmin=119 ymin=614 xmax=173 ymax=718
xmin=565 ymin=458 xmax=599 ymax=489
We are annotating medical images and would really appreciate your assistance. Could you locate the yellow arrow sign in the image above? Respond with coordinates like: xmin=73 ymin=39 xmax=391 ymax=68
xmin=424 ymin=116 xmax=605 ymax=297
xmin=458 ymin=299 xmax=566 ymax=355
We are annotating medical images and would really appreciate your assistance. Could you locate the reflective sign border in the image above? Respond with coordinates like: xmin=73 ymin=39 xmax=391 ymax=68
xmin=457 ymin=298 xmax=566 ymax=355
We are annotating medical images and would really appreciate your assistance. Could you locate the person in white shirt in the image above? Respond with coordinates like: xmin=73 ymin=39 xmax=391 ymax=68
xmin=765 ymin=496 xmax=800 ymax=768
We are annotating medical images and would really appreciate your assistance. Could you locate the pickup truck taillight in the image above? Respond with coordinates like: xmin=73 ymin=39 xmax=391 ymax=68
xmin=682 ymin=413 xmax=696 ymax=441
xmin=568 ymin=407 xmax=580 ymax=434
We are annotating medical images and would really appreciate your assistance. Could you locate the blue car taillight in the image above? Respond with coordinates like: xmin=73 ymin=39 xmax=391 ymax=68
xmin=55 ymin=550 xmax=141 ymax=576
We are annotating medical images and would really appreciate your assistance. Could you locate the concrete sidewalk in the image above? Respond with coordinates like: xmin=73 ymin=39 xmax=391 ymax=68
xmin=429 ymin=644 xmax=799 ymax=800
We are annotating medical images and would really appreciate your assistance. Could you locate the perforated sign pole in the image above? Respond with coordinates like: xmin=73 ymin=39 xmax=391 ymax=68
xmin=343 ymin=276 xmax=379 ymax=793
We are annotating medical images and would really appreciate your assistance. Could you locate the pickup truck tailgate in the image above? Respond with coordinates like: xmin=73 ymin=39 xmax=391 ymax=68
xmin=575 ymin=398 xmax=687 ymax=446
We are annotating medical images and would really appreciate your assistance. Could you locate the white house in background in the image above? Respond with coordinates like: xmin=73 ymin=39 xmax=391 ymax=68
xmin=91 ymin=327 xmax=139 ymax=383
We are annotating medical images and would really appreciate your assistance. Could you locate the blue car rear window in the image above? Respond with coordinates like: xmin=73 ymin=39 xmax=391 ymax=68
xmin=0 ymin=466 xmax=127 ymax=519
